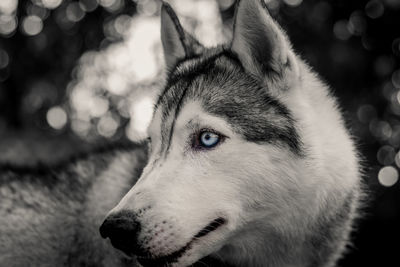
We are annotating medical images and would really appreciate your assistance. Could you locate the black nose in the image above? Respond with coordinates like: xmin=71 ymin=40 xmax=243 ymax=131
xmin=99 ymin=210 xmax=142 ymax=256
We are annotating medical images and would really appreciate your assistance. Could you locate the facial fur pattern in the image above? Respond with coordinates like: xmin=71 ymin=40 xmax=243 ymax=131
xmin=101 ymin=1 xmax=362 ymax=267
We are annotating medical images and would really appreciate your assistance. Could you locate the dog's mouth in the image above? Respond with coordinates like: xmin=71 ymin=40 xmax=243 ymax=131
xmin=137 ymin=217 xmax=226 ymax=267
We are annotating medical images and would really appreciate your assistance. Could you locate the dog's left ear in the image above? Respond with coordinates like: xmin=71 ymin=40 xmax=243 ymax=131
xmin=231 ymin=0 xmax=299 ymax=85
xmin=161 ymin=2 xmax=204 ymax=71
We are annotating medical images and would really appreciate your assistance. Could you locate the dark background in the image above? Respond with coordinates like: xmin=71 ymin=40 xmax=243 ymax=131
xmin=0 ymin=0 xmax=399 ymax=266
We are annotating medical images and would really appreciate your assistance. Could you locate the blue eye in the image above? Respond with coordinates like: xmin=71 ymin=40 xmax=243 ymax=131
xmin=199 ymin=131 xmax=220 ymax=148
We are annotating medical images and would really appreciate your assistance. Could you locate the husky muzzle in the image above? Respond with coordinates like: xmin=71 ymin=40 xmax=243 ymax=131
xmin=100 ymin=209 xmax=227 ymax=267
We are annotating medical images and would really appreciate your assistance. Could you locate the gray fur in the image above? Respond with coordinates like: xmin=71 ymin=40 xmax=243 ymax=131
xmin=157 ymin=49 xmax=302 ymax=155
xmin=0 ymin=144 xmax=147 ymax=267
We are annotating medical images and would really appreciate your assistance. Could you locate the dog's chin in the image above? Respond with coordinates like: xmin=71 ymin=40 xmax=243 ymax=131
xmin=136 ymin=217 xmax=229 ymax=267
xmin=135 ymin=246 xmax=194 ymax=267
xmin=136 ymin=242 xmax=221 ymax=267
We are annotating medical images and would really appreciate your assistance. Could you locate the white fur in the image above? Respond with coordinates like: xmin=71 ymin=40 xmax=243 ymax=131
xmin=107 ymin=1 xmax=361 ymax=266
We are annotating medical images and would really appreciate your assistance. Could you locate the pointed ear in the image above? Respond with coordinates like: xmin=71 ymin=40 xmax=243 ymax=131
xmin=231 ymin=0 xmax=298 ymax=82
xmin=161 ymin=2 xmax=203 ymax=71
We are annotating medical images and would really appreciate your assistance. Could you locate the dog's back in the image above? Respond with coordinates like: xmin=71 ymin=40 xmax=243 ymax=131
xmin=0 ymin=144 xmax=146 ymax=267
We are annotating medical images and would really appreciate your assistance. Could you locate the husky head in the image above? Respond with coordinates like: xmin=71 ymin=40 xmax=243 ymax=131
xmin=100 ymin=1 xmax=359 ymax=266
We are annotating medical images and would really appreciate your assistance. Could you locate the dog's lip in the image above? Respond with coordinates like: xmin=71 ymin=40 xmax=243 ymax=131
xmin=137 ymin=217 xmax=226 ymax=267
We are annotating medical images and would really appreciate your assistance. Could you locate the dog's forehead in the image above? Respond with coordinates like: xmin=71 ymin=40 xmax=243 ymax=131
xmin=153 ymin=49 xmax=302 ymax=154
xmin=156 ymin=49 xmax=253 ymax=119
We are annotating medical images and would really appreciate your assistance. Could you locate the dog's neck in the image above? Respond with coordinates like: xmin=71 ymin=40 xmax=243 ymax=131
xmin=214 ymin=224 xmax=308 ymax=267
xmin=212 ymin=188 xmax=358 ymax=267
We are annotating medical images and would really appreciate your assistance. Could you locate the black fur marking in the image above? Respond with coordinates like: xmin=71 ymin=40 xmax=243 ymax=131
xmin=156 ymin=48 xmax=302 ymax=154
xmin=230 ymin=0 xmax=241 ymax=41
xmin=157 ymin=49 xmax=229 ymax=156
xmin=166 ymin=49 xmax=244 ymax=89
xmin=155 ymin=49 xmax=227 ymax=110
xmin=163 ymin=78 xmax=192 ymax=157
xmin=194 ymin=217 xmax=226 ymax=238
xmin=157 ymin=77 xmax=191 ymax=155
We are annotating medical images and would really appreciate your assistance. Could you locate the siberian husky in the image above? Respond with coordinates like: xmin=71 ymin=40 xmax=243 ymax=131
xmin=100 ymin=1 xmax=362 ymax=267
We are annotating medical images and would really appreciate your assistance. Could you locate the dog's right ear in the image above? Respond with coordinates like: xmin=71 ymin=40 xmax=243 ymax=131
xmin=161 ymin=2 xmax=203 ymax=71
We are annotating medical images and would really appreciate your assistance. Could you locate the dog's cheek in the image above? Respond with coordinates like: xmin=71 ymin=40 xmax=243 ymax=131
xmin=213 ymin=143 xmax=303 ymax=224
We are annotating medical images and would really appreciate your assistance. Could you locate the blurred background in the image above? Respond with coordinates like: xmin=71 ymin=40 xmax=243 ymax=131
xmin=0 ymin=0 xmax=399 ymax=265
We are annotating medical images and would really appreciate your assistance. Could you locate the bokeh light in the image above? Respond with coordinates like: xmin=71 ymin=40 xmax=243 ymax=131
xmin=397 ymin=91 xmax=400 ymax=105
xmin=97 ymin=113 xmax=119 ymax=137
xmin=127 ymin=96 xmax=154 ymax=142
xmin=393 ymin=38 xmax=400 ymax=57
xmin=27 ymin=4 xmax=50 ymax=20
xmin=377 ymin=145 xmax=396 ymax=165
xmin=79 ymin=0 xmax=99 ymax=12
xmin=395 ymin=152 xmax=400 ymax=168
xmin=392 ymin=69 xmax=400 ymax=88
xmin=66 ymin=2 xmax=86 ymax=22
xmin=357 ymin=104 xmax=377 ymax=123
xmin=369 ymin=119 xmax=392 ymax=141
xmin=347 ymin=11 xmax=366 ymax=36
xmin=374 ymin=55 xmax=395 ymax=77
xmin=0 ymin=14 xmax=17 ymax=35
xmin=283 ymin=0 xmax=302 ymax=8
xmin=47 ymin=106 xmax=68 ymax=130
xmin=365 ymin=0 xmax=384 ymax=19
xmin=21 ymin=15 xmax=43 ymax=36
xmin=137 ymin=0 xmax=159 ymax=16
xmin=0 ymin=0 xmax=18 ymax=15
xmin=98 ymin=0 xmax=124 ymax=13
xmin=41 ymin=0 xmax=63 ymax=10
xmin=378 ymin=166 xmax=399 ymax=187
xmin=333 ymin=20 xmax=351 ymax=41
xmin=0 ymin=49 xmax=10 ymax=69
